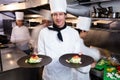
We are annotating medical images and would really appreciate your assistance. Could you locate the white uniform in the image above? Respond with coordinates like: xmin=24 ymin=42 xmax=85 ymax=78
xmin=75 ymin=38 xmax=101 ymax=80
xmin=79 ymin=38 xmax=101 ymax=61
xmin=11 ymin=26 xmax=30 ymax=50
xmin=76 ymin=16 xmax=100 ymax=61
xmin=38 ymin=25 xmax=93 ymax=80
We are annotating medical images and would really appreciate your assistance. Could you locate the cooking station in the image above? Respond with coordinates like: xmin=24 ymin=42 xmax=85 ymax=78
xmin=0 ymin=44 xmax=43 ymax=80
xmin=84 ymin=26 xmax=120 ymax=80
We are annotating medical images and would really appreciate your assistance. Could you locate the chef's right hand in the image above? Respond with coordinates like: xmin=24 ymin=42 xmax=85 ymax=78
xmin=78 ymin=52 xmax=83 ymax=55
xmin=91 ymin=62 xmax=96 ymax=68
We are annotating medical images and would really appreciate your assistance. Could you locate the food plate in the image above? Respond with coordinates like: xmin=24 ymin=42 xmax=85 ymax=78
xmin=17 ymin=55 xmax=52 ymax=68
xmin=59 ymin=53 xmax=94 ymax=68
xmin=0 ymin=44 xmax=8 ymax=49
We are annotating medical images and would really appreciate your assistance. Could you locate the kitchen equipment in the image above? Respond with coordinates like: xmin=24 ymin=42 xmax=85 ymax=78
xmin=95 ymin=58 xmax=110 ymax=70
xmin=97 ymin=7 xmax=108 ymax=18
xmin=77 ymin=0 xmax=90 ymax=2
xmin=113 ymin=12 xmax=120 ymax=18
xmin=107 ymin=6 xmax=113 ymax=18
xmin=108 ymin=54 xmax=120 ymax=66
xmin=0 ymin=35 xmax=9 ymax=44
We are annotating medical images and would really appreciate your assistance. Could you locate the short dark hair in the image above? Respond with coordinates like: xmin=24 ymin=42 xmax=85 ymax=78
xmin=75 ymin=28 xmax=87 ymax=33
xmin=75 ymin=28 xmax=82 ymax=33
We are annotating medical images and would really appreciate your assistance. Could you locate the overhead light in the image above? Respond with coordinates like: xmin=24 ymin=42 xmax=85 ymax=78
xmin=0 ymin=2 xmax=26 ymax=11
xmin=31 ymin=14 xmax=42 ymax=18
xmin=0 ymin=4 xmax=4 ymax=6
xmin=25 ymin=14 xmax=42 ymax=18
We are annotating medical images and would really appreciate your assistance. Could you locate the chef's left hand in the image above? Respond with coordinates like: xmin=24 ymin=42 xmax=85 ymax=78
xmin=91 ymin=62 xmax=96 ymax=68
xmin=78 ymin=52 xmax=83 ymax=55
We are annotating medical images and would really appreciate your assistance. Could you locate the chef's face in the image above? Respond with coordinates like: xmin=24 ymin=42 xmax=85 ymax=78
xmin=16 ymin=20 xmax=23 ymax=27
xmin=42 ymin=19 xmax=52 ymax=27
xmin=80 ymin=31 xmax=88 ymax=39
xmin=52 ymin=12 xmax=66 ymax=28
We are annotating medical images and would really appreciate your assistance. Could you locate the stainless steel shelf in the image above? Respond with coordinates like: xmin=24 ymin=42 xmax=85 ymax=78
xmin=92 ymin=18 xmax=120 ymax=21
xmin=79 ymin=0 xmax=111 ymax=5
xmin=91 ymin=28 xmax=120 ymax=32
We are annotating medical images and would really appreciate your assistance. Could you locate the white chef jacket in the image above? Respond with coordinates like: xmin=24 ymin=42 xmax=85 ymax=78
xmin=10 ymin=26 xmax=31 ymax=50
xmin=79 ymin=39 xmax=101 ymax=62
xmin=38 ymin=25 xmax=92 ymax=80
xmin=75 ymin=38 xmax=101 ymax=80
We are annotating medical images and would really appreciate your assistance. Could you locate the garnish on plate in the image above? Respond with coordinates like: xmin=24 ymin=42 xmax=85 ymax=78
xmin=25 ymin=54 xmax=42 ymax=63
xmin=66 ymin=55 xmax=82 ymax=64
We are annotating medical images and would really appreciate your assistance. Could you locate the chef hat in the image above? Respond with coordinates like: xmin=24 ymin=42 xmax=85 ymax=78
xmin=39 ymin=9 xmax=52 ymax=21
xmin=49 ymin=0 xmax=67 ymax=13
xmin=15 ymin=12 xmax=24 ymax=20
xmin=76 ymin=16 xmax=91 ymax=31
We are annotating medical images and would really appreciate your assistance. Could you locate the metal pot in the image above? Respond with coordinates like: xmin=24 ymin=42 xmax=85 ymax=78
xmin=108 ymin=54 xmax=120 ymax=66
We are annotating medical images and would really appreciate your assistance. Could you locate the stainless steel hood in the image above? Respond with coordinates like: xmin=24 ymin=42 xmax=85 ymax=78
xmin=0 ymin=0 xmax=113 ymax=17
xmin=0 ymin=0 xmax=25 ymax=5
xmin=67 ymin=3 xmax=90 ymax=17
xmin=66 ymin=0 xmax=90 ymax=17
xmin=0 ymin=0 xmax=90 ymax=17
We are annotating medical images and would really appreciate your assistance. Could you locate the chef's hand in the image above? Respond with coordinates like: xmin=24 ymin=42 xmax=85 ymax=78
xmin=33 ymin=52 xmax=38 ymax=55
xmin=78 ymin=52 xmax=83 ymax=55
xmin=90 ymin=45 xmax=95 ymax=48
xmin=91 ymin=62 xmax=96 ymax=68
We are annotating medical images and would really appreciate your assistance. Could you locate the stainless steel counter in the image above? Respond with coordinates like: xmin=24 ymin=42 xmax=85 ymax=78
xmin=0 ymin=44 xmax=26 ymax=72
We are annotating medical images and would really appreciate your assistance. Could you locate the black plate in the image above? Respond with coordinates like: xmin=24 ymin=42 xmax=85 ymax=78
xmin=0 ymin=45 xmax=8 ymax=49
xmin=17 ymin=55 xmax=52 ymax=68
xmin=59 ymin=53 xmax=94 ymax=68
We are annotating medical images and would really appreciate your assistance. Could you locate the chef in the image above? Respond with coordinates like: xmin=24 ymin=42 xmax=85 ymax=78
xmin=75 ymin=16 xmax=101 ymax=62
xmin=10 ymin=12 xmax=31 ymax=55
xmin=73 ymin=16 xmax=101 ymax=80
xmin=37 ymin=0 xmax=82 ymax=80
xmin=38 ymin=0 xmax=96 ymax=80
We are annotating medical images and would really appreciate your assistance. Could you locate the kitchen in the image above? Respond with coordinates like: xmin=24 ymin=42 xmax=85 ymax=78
xmin=0 ymin=0 xmax=120 ymax=80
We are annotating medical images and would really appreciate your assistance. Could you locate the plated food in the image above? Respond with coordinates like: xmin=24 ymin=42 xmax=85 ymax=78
xmin=17 ymin=54 xmax=52 ymax=68
xmin=25 ymin=54 xmax=42 ymax=64
xmin=66 ymin=55 xmax=82 ymax=64
xmin=59 ymin=53 xmax=94 ymax=68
